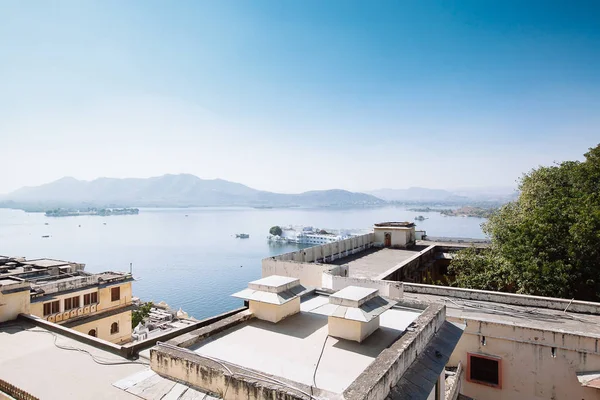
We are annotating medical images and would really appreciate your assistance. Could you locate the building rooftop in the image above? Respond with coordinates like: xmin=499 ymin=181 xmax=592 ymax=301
xmin=374 ymin=222 xmax=416 ymax=228
xmin=331 ymin=247 xmax=424 ymax=279
xmin=188 ymin=293 xmax=421 ymax=394
xmin=403 ymin=290 xmax=600 ymax=338
xmin=0 ymin=321 xmax=146 ymax=399
xmin=21 ymin=258 xmax=79 ymax=268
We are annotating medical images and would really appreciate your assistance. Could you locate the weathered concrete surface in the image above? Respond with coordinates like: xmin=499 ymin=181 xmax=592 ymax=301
xmin=113 ymin=370 xmax=213 ymax=400
xmin=151 ymin=344 xmax=322 ymax=400
xmin=404 ymin=291 xmax=600 ymax=400
xmin=159 ymin=295 xmax=420 ymax=395
xmin=0 ymin=320 xmax=146 ymax=399
xmin=403 ymin=282 xmax=600 ymax=315
xmin=344 ymin=303 xmax=446 ymax=400
xmin=331 ymin=248 xmax=421 ymax=280
xmin=166 ymin=309 xmax=253 ymax=348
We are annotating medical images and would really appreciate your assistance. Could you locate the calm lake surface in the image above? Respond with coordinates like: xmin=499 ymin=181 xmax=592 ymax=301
xmin=0 ymin=206 xmax=486 ymax=319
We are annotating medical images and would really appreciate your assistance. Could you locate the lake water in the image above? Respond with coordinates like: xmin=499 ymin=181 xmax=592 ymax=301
xmin=0 ymin=206 xmax=486 ymax=319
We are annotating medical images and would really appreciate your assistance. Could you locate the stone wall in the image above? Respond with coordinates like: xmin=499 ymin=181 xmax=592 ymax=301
xmin=376 ymin=245 xmax=437 ymax=282
xmin=403 ymin=282 xmax=600 ymax=314
xmin=343 ymin=303 xmax=446 ymax=400
xmin=151 ymin=343 xmax=313 ymax=400
xmin=262 ymin=233 xmax=374 ymax=288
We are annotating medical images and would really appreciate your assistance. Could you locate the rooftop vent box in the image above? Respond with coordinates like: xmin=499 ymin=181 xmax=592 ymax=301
xmin=312 ymin=286 xmax=396 ymax=343
xmin=232 ymin=275 xmax=306 ymax=323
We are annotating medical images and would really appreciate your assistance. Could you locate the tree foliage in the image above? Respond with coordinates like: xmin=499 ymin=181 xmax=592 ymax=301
xmin=269 ymin=226 xmax=283 ymax=236
xmin=132 ymin=302 xmax=153 ymax=328
xmin=449 ymin=144 xmax=600 ymax=300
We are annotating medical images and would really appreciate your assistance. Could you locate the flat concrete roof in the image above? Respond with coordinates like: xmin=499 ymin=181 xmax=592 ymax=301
xmin=0 ymin=321 xmax=146 ymax=400
xmin=189 ymin=294 xmax=421 ymax=394
xmin=21 ymin=258 xmax=74 ymax=267
xmin=403 ymin=292 xmax=600 ymax=338
xmin=331 ymin=247 xmax=424 ymax=279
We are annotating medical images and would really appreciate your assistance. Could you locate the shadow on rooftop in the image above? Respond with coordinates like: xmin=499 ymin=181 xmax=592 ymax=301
xmin=250 ymin=312 xmax=328 ymax=339
xmin=331 ymin=325 xmax=406 ymax=357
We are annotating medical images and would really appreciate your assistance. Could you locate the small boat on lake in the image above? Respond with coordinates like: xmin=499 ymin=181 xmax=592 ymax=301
xmin=236 ymin=233 xmax=250 ymax=239
xmin=42 ymin=235 xmax=50 ymax=238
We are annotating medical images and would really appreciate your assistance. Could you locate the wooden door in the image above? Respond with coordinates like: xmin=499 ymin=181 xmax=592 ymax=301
xmin=384 ymin=232 xmax=391 ymax=247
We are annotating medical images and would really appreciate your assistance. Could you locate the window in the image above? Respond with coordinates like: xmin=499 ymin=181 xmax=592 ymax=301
xmin=84 ymin=292 xmax=98 ymax=305
xmin=110 ymin=322 xmax=119 ymax=334
xmin=43 ymin=302 xmax=52 ymax=316
xmin=51 ymin=300 xmax=60 ymax=314
xmin=88 ymin=329 xmax=97 ymax=337
xmin=467 ymin=353 xmax=502 ymax=389
xmin=111 ymin=287 xmax=120 ymax=302
xmin=64 ymin=296 xmax=80 ymax=310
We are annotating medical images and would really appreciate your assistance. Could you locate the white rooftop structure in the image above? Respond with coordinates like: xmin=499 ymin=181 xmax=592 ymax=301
xmin=231 ymin=276 xmax=306 ymax=305
xmin=231 ymin=275 xmax=307 ymax=323
xmin=311 ymin=286 xmax=396 ymax=322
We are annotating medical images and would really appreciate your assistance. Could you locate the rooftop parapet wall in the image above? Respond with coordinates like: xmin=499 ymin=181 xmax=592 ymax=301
xmin=343 ymin=303 xmax=446 ymax=400
xmin=32 ymin=272 xmax=133 ymax=295
xmin=403 ymin=283 xmax=600 ymax=314
xmin=375 ymin=245 xmax=437 ymax=282
xmin=151 ymin=343 xmax=320 ymax=400
xmin=262 ymin=233 xmax=374 ymax=287
xmin=265 ymin=233 xmax=374 ymax=264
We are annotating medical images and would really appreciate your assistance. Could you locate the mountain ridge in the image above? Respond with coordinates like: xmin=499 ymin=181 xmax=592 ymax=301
xmin=2 ymin=174 xmax=383 ymax=208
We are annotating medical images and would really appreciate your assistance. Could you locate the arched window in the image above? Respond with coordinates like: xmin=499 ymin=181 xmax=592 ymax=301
xmin=88 ymin=329 xmax=97 ymax=337
xmin=110 ymin=322 xmax=119 ymax=334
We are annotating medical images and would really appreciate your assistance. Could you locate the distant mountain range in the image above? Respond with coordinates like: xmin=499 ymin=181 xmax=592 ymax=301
xmin=366 ymin=186 xmax=518 ymax=203
xmin=0 ymin=174 xmax=384 ymax=209
xmin=0 ymin=175 xmax=518 ymax=211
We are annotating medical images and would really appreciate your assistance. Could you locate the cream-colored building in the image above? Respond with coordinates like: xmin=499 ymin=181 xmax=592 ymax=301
xmin=0 ymin=256 xmax=133 ymax=344
xmin=373 ymin=221 xmax=416 ymax=248
xmin=260 ymin=230 xmax=600 ymax=400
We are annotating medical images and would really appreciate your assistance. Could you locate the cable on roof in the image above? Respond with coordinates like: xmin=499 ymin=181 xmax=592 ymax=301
xmin=1 ymin=323 xmax=149 ymax=366
xmin=311 ymin=334 xmax=329 ymax=397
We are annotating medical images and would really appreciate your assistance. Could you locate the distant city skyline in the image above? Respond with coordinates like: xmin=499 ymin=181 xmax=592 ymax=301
xmin=1 ymin=1 xmax=599 ymax=194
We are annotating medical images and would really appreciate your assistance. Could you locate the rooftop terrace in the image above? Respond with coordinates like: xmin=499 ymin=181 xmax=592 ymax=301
xmin=0 ymin=320 xmax=145 ymax=399
xmin=188 ymin=293 xmax=421 ymax=394
xmin=331 ymin=247 xmax=425 ymax=279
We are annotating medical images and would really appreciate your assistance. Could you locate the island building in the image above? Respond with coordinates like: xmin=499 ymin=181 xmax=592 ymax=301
xmin=2 ymin=222 xmax=600 ymax=400
xmin=0 ymin=255 xmax=133 ymax=343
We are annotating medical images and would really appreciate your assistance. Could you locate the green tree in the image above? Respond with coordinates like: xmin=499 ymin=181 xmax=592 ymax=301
xmin=269 ymin=226 xmax=283 ymax=236
xmin=132 ymin=302 xmax=153 ymax=328
xmin=449 ymin=144 xmax=600 ymax=300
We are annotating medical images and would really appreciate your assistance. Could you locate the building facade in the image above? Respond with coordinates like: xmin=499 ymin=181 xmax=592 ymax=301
xmin=0 ymin=256 xmax=133 ymax=344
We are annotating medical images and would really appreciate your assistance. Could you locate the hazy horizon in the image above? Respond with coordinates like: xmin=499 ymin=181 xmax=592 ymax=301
xmin=0 ymin=172 xmax=519 ymax=196
xmin=2 ymin=1 xmax=598 ymax=194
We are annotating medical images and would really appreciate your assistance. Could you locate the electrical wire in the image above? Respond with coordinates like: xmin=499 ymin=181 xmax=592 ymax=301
xmin=311 ymin=334 xmax=329 ymax=397
xmin=2 ymin=323 xmax=149 ymax=366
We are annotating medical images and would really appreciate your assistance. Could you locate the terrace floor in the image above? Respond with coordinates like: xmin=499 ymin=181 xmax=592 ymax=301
xmin=189 ymin=294 xmax=421 ymax=394
xmin=331 ymin=247 xmax=425 ymax=279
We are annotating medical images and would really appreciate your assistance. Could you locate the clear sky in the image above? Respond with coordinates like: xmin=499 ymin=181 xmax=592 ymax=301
xmin=1 ymin=0 xmax=599 ymax=194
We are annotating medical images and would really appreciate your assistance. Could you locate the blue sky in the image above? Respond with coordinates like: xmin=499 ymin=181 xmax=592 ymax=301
xmin=1 ymin=1 xmax=599 ymax=193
